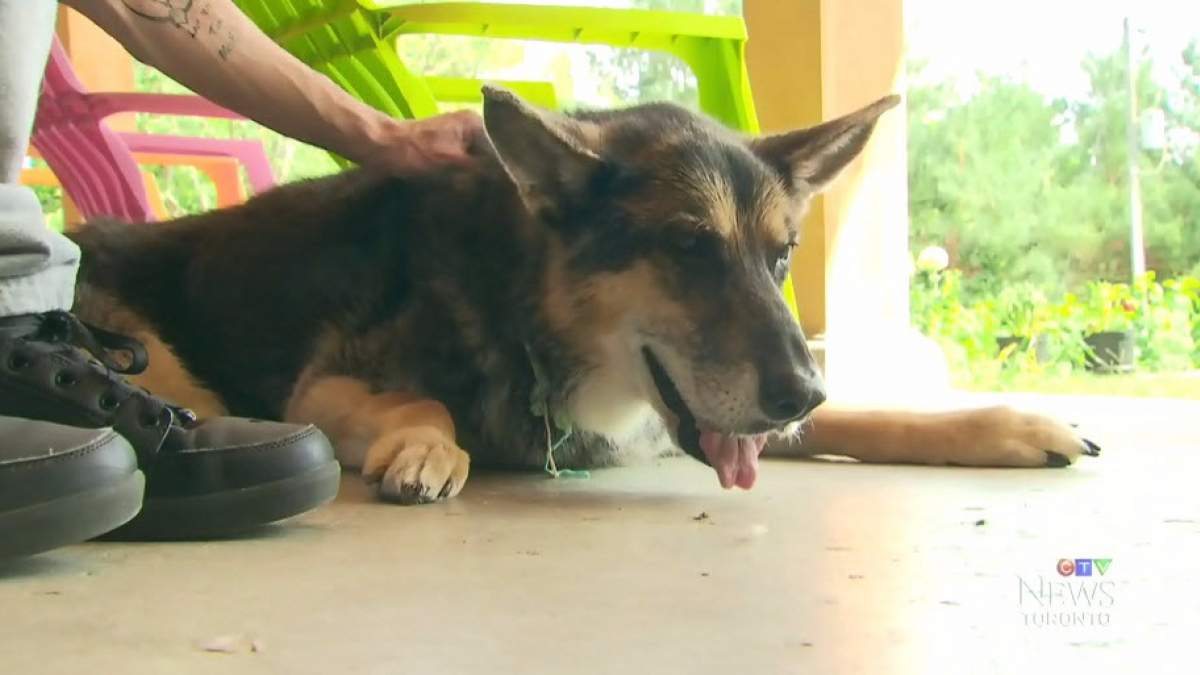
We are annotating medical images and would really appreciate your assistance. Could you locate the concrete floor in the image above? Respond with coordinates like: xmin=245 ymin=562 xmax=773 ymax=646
xmin=3 ymin=393 xmax=1199 ymax=675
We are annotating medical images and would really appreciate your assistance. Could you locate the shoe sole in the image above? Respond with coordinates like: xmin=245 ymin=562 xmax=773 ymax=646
xmin=0 ymin=471 xmax=146 ymax=561
xmin=98 ymin=460 xmax=342 ymax=541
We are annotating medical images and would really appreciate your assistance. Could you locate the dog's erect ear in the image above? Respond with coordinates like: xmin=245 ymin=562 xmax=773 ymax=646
xmin=748 ymin=94 xmax=901 ymax=194
xmin=481 ymin=84 xmax=603 ymax=207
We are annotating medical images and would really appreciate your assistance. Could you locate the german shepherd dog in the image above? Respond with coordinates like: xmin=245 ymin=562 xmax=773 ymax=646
xmin=67 ymin=86 xmax=1099 ymax=505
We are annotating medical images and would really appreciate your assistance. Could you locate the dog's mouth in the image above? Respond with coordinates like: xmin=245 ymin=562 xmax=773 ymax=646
xmin=642 ymin=347 xmax=768 ymax=490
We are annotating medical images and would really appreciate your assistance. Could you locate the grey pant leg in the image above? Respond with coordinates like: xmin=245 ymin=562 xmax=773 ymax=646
xmin=0 ymin=0 xmax=79 ymax=317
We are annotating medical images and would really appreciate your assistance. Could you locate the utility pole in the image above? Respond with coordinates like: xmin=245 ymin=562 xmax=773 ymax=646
xmin=1124 ymin=16 xmax=1147 ymax=281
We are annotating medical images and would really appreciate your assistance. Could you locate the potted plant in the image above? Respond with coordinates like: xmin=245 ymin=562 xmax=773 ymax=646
xmin=991 ymin=283 xmax=1052 ymax=363
xmin=1080 ymin=280 xmax=1137 ymax=373
xmin=1042 ymin=293 xmax=1092 ymax=369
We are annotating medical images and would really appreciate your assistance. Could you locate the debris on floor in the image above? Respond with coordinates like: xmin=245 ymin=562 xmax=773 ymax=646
xmin=198 ymin=633 xmax=263 ymax=655
xmin=692 ymin=511 xmax=709 ymax=521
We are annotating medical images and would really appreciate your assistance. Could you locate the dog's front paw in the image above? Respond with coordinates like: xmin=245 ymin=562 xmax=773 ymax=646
xmin=949 ymin=405 xmax=1101 ymax=468
xmin=362 ymin=426 xmax=471 ymax=504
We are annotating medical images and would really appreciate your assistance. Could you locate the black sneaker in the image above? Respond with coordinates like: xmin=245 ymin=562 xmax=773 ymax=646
xmin=0 ymin=417 xmax=144 ymax=560
xmin=0 ymin=311 xmax=340 ymax=540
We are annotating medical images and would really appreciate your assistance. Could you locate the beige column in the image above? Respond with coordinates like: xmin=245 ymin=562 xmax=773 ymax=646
xmin=745 ymin=0 xmax=931 ymax=402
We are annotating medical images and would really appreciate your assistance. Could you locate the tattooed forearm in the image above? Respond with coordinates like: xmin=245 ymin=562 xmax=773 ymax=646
xmin=120 ymin=0 xmax=238 ymax=59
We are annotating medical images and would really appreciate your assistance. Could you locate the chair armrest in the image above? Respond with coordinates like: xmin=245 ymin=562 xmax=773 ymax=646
xmin=362 ymin=1 xmax=746 ymax=49
xmin=120 ymin=133 xmax=277 ymax=195
xmin=87 ymin=92 xmax=248 ymax=122
xmin=425 ymin=77 xmax=559 ymax=109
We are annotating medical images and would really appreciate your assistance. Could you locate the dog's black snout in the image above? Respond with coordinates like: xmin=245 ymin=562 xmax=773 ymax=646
xmin=760 ymin=370 xmax=826 ymax=423
xmin=749 ymin=294 xmax=827 ymax=425
xmin=755 ymin=325 xmax=826 ymax=424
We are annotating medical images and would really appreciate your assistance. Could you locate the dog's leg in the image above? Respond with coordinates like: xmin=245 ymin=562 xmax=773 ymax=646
xmin=767 ymin=404 xmax=1100 ymax=468
xmin=121 ymin=329 xmax=230 ymax=419
xmin=72 ymin=289 xmax=228 ymax=418
xmin=284 ymin=375 xmax=470 ymax=504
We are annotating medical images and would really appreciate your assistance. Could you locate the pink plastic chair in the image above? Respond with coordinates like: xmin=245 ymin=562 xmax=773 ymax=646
xmin=31 ymin=37 xmax=276 ymax=223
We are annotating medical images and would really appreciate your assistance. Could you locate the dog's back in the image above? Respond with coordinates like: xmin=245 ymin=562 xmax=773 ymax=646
xmin=70 ymin=169 xmax=440 ymax=418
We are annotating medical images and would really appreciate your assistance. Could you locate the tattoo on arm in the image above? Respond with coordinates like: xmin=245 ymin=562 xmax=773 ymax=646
xmin=121 ymin=0 xmax=239 ymax=59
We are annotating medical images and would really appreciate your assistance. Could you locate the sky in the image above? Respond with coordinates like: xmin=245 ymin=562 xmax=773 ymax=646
xmin=483 ymin=0 xmax=1200 ymax=105
xmin=907 ymin=0 xmax=1200 ymax=98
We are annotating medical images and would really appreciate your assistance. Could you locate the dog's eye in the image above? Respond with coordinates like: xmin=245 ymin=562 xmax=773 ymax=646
xmin=676 ymin=233 xmax=702 ymax=252
xmin=775 ymin=242 xmax=798 ymax=263
xmin=772 ymin=242 xmax=798 ymax=277
xmin=670 ymin=230 xmax=716 ymax=257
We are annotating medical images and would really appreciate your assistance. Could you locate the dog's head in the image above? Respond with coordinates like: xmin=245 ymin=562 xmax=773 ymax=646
xmin=479 ymin=85 xmax=899 ymax=486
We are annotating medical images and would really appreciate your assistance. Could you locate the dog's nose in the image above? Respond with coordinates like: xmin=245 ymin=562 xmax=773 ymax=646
xmin=759 ymin=369 xmax=827 ymax=423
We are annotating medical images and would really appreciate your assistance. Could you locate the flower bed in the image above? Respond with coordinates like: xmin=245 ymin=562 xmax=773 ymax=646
xmin=909 ymin=247 xmax=1200 ymax=383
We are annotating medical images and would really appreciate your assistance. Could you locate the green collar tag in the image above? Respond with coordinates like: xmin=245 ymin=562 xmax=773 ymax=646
xmin=525 ymin=343 xmax=588 ymax=479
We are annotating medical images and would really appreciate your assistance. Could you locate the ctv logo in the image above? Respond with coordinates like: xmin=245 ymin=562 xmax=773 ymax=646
xmin=1018 ymin=558 xmax=1117 ymax=627
xmin=1056 ymin=558 xmax=1112 ymax=577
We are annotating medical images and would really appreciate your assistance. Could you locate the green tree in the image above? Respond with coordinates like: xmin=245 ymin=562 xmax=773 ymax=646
xmin=907 ymin=66 xmax=1071 ymax=297
xmin=585 ymin=0 xmax=743 ymax=107
xmin=907 ymin=38 xmax=1200 ymax=298
xmin=1061 ymin=44 xmax=1200 ymax=281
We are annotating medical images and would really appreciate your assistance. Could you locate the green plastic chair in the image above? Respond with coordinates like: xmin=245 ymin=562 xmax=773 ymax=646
xmin=367 ymin=1 xmax=758 ymax=133
xmin=425 ymin=76 xmax=559 ymax=109
xmin=232 ymin=0 xmax=798 ymax=319
xmin=236 ymin=1 xmax=757 ymax=130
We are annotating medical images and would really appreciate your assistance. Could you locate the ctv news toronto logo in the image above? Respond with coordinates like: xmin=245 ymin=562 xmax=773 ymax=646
xmin=1017 ymin=558 xmax=1115 ymax=627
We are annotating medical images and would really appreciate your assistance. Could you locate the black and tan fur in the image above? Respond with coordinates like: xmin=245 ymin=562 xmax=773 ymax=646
xmin=68 ymin=86 xmax=1098 ymax=504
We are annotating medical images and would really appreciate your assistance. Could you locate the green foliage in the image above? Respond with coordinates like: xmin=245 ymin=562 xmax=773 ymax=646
xmin=1080 ymin=279 xmax=1136 ymax=332
xmin=909 ymin=37 xmax=1200 ymax=294
xmin=909 ymin=29 xmax=1200 ymax=390
xmin=1130 ymin=272 xmax=1199 ymax=371
xmin=989 ymin=282 xmax=1051 ymax=336
xmin=910 ymin=268 xmax=1001 ymax=378
xmin=584 ymin=0 xmax=743 ymax=106
xmin=911 ymin=269 xmax=1200 ymax=385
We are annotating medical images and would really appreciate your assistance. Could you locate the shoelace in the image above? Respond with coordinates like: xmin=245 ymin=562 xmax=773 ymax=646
xmin=38 ymin=310 xmax=151 ymax=375
xmin=36 ymin=311 xmax=197 ymax=425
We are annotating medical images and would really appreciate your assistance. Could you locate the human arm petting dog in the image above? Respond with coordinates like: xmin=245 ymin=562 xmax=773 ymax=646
xmin=62 ymin=0 xmax=483 ymax=176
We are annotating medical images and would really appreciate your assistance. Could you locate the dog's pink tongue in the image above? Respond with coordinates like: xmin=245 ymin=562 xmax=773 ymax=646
xmin=699 ymin=432 xmax=768 ymax=490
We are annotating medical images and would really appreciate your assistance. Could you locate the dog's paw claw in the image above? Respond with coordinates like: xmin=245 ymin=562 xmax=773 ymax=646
xmin=1082 ymin=438 xmax=1101 ymax=457
xmin=1044 ymin=451 xmax=1071 ymax=468
xmin=376 ymin=482 xmax=424 ymax=505
xmin=379 ymin=478 xmax=457 ymax=505
xmin=362 ymin=427 xmax=471 ymax=506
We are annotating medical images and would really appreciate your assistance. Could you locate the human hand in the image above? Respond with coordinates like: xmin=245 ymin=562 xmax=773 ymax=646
xmin=365 ymin=110 xmax=486 ymax=177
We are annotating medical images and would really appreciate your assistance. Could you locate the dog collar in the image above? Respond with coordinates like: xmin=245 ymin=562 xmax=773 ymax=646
xmin=524 ymin=342 xmax=588 ymax=479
